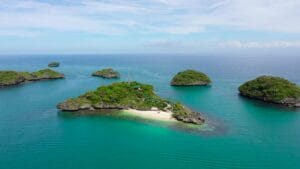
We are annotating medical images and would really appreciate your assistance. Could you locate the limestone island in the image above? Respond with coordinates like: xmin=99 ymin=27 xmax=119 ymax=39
xmin=239 ymin=76 xmax=300 ymax=107
xmin=171 ymin=69 xmax=212 ymax=86
xmin=48 ymin=62 xmax=60 ymax=67
xmin=0 ymin=68 xmax=64 ymax=86
xmin=57 ymin=81 xmax=205 ymax=125
xmin=92 ymin=68 xmax=120 ymax=79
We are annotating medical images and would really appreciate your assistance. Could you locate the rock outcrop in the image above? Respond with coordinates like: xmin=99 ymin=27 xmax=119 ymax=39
xmin=0 ymin=69 xmax=64 ymax=86
xmin=239 ymin=76 xmax=300 ymax=107
xmin=92 ymin=68 xmax=120 ymax=79
xmin=171 ymin=69 xmax=211 ymax=86
xmin=48 ymin=62 xmax=60 ymax=67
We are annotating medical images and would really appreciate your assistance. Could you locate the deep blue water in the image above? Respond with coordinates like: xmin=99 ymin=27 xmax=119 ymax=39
xmin=0 ymin=54 xmax=299 ymax=169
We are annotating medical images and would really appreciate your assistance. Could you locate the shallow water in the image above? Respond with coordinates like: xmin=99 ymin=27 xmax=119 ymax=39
xmin=0 ymin=55 xmax=299 ymax=169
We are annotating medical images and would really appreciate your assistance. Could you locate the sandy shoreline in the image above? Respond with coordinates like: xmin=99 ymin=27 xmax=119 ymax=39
xmin=123 ymin=109 xmax=177 ymax=122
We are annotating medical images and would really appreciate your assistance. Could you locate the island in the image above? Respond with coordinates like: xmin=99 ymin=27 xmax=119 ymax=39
xmin=171 ymin=69 xmax=211 ymax=86
xmin=0 ymin=68 xmax=64 ymax=86
xmin=239 ymin=76 xmax=300 ymax=107
xmin=57 ymin=81 xmax=205 ymax=125
xmin=48 ymin=62 xmax=60 ymax=67
xmin=92 ymin=68 xmax=120 ymax=79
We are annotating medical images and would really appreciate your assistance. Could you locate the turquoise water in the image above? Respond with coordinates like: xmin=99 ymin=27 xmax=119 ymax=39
xmin=0 ymin=55 xmax=299 ymax=169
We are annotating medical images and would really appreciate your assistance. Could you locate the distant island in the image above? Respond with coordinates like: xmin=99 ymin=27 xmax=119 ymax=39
xmin=92 ymin=68 xmax=120 ymax=79
xmin=0 ymin=68 xmax=64 ymax=86
xmin=239 ymin=76 xmax=300 ymax=107
xmin=57 ymin=81 xmax=205 ymax=125
xmin=48 ymin=62 xmax=60 ymax=67
xmin=171 ymin=69 xmax=211 ymax=86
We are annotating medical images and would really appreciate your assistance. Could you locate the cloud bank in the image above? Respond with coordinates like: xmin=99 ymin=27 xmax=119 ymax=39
xmin=1 ymin=0 xmax=300 ymax=35
xmin=1 ymin=0 xmax=300 ymax=54
xmin=219 ymin=40 xmax=300 ymax=48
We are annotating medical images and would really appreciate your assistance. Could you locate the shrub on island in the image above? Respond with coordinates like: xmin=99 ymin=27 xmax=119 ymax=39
xmin=239 ymin=75 xmax=300 ymax=107
xmin=171 ymin=69 xmax=211 ymax=86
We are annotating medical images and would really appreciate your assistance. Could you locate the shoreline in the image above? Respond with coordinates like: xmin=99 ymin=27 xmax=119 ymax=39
xmin=123 ymin=109 xmax=177 ymax=122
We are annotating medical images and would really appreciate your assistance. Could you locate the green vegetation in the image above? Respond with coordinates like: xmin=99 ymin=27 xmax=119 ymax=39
xmin=87 ymin=82 xmax=167 ymax=109
xmin=171 ymin=69 xmax=211 ymax=86
xmin=29 ymin=69 xmax=64 ymax=80
xmin=60 ymin=81 xmax=169 ymax=110
xmin=172 ymin=102 xmax=191 ymax=119
xmin=58 ymin=81 xmax=204 ymax=124
xmin=0 ymin=71 xmax=25 ymax=86
xmin=48 ymin=62 xmax=60 ymax=67
xmin=171 ymin=102 xmax=204 ymax=123
xmin=239 ymin=76 xmax=300 ymax=106
xmin=0 ymin=69 xmax=64 ymax=86
xmin=92 ymin=68 xmax=120 ymax=79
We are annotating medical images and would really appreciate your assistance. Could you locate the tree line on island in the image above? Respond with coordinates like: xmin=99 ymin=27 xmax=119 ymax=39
xmin=0 ymin=62 xmax=299 ymax=125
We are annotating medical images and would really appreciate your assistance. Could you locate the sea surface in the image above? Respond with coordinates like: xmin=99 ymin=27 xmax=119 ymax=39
xmin=0 ymin=54 xmax=299 ymax=169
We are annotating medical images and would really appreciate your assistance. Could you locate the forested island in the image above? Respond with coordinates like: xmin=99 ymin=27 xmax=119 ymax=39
xmin=48 ymin=62 xmax=60 ymax=67
xmin=171 ymin=69 xmax=211 ymax=86
xmin=57 ymin=81 xmax=205 ymax=124
xmin=239 ymin=76 xmax=300 ymax=107
xmin=92 ymin=68 xmax=120 ymax=79
xmin=0 ymin=69 xmax=64 ymax=86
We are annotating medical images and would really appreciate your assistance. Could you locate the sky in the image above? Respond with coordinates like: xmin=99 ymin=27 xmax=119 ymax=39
xmin=1 ymin=0 xmax=300 ymax=54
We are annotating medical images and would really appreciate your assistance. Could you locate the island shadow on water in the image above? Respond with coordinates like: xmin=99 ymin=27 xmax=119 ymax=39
xmin=0 ymin=78 xmax=65 ymax=89
xmin=171 ymin=84 xmax=212 ymax=90
xmin=238 ymin=94 xmax=300 ymax=113
xmin=57 ymin=109 xmax=227 ymax=136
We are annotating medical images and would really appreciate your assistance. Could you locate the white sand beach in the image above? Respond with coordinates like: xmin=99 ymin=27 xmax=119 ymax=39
xmin=124 ymin=108 xmax=176 ymax=122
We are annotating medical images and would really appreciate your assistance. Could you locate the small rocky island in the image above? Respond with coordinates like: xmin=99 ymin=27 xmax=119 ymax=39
xmin=57 ymin=81 xmax=205 ymax=125
xmin=171 ymin=69 xmax=212 ymax=86
xmin=92 ymin=68 xmax=120 ymax=79
xmin=48 ymin=62 xmax=60 ymax=67
xmin=0 ymin=69 xmax=64 ymax=86
xmin=239 ymin=76 xmax=300 ymax=107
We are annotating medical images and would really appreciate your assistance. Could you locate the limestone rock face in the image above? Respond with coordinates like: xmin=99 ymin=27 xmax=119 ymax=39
xmin=173 ymin=111 xmax=205 ymax=125
xmin=278 ymin=98 xmax=300 ymax=107
xmin=57 ymin=100 xmax=81 ymax=111
xmin=171 ymin=104 xmax=205 ymax=125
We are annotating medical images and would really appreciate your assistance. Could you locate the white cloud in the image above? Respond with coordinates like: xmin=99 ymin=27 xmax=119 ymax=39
xmin=219 ymin=40 xmax=300 ymax=48
xmin=0 ymin=0 xmax=300 ymax=36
